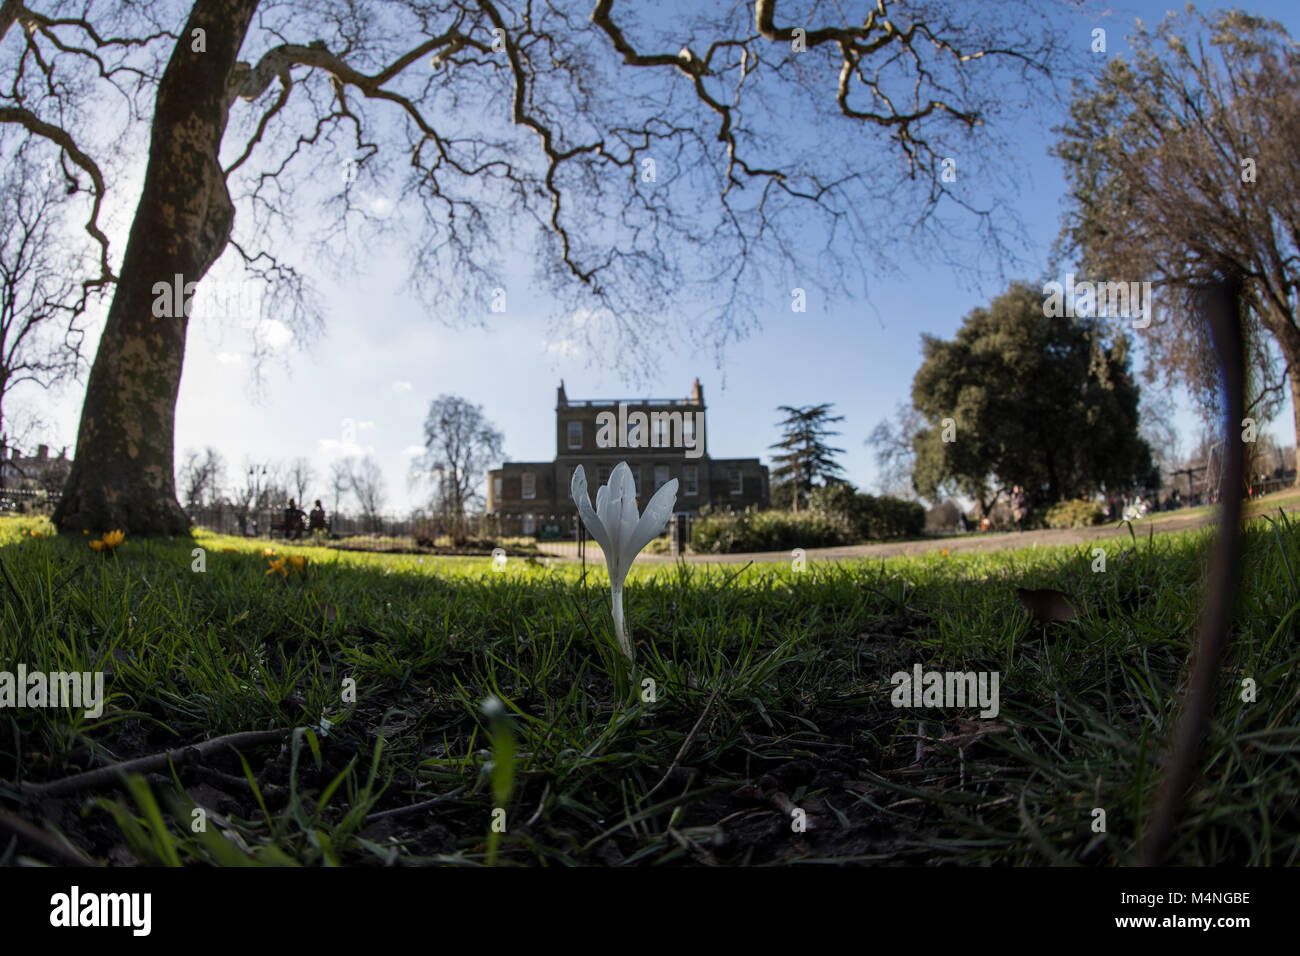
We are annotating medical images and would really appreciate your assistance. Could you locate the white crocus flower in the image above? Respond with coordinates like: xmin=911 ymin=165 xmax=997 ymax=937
xmin=571 ymin=461 xmax=678 ymax=661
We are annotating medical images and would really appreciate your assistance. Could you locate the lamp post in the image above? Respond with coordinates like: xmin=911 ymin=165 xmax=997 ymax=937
xmin=248 ymin=464 xmax=267 ymax=534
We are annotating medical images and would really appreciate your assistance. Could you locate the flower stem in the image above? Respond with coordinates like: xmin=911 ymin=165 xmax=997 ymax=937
xmin=610 ymin=583 xmax=633 ymax=662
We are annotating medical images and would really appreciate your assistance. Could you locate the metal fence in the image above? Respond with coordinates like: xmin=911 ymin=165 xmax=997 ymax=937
xmin=183 ymin=506 xmax=692 ymax=558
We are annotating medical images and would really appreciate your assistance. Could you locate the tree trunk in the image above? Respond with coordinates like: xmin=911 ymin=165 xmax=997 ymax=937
xmin=1289 ymin=363 xmax=1300 ymax=487
xmin=54 ymin=0 xmax=260 ymax=535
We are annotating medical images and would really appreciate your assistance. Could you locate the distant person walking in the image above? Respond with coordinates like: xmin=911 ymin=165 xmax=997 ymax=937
xmin=1011 ymin=485 xmax=1027 ymax=532
xmin=308 ymin=499 xmax=327 ymax=534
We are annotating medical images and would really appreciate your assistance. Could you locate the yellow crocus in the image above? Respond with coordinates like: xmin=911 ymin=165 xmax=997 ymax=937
xmin=266 ymin=557 xmax=288 ymax=578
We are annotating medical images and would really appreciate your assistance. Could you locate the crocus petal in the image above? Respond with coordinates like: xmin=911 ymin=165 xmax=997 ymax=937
xmin=604 ymin=462 xmax=640 ymax=568
xmin=629 ymin=478 xmax=678 ymax=556
xmin=571 ymin=465 xmax=613 ymax=558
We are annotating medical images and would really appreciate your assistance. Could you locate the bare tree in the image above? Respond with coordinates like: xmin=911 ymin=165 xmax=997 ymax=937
xmin=287 ymin=456 xmax=314 ymax=505
xmin=867 ymin=400 xmax=924 ymax=499
xmin=0 ymin=135 xmax=96 ymax=462
xmin=348 ymin=456 xmax=386 ymax=532
xmin=328 ymin=457 xmax=351 ymax=519
xmin=0 ymin=0 xmax=1067 ymax=533
xmin=419 ymin=394 xmax=503 ymax=516
xmin=177 ymin=446 xmax=226 ymax=509
xmin=1055 ymin=8 xmax=1300 ymax=481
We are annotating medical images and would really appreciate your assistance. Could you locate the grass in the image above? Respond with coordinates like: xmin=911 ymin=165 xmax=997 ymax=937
xmin=0 ymin=511 xmax=1297 ymax=866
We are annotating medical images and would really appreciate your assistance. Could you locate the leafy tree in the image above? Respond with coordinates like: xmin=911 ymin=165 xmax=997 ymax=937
xmin=910 ymin=281 xmax=1153 ymax=513
xmin=1054 ymin=8 xmax=1300 ymax=480
xmin=0 ymin=0 xmax=1067 ymax=533
xmin=769 ymin=403 xmax=846 ymax=513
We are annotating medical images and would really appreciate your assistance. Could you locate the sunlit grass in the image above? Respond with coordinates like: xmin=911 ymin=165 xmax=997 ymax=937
xmin=0 ymin=512 xmax=1296 ymax=866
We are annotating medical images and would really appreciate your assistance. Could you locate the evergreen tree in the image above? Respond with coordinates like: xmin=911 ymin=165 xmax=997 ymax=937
xmin=769 ymin=404 xmax=847 ymax=513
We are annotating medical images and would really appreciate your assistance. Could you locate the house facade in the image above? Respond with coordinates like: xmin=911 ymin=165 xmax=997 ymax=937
xmin=486 ymin=379 xmax=769 ymax=536
xmin=0 ymin=444 xmax=70 ymax=493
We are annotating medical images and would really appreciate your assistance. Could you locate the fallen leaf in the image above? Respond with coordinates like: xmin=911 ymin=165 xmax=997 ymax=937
xmin=1016 ymin=587 xmax=1080 ymax=623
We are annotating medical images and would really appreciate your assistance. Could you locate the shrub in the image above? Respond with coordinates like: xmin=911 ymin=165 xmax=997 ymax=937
xmin=690 ymin=508 xmax=848 ymax=554
xmin=1043 ymin=498 xmax=1106 ymax=528
xmin=858 ymin=494 xmax=926 ymax=540
xmin=809 ymin=484 xmax=924 ymax=541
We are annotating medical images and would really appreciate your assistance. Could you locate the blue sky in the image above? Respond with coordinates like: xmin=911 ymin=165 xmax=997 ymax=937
xmin=22 ymin=1 xmax=1300 ymax=513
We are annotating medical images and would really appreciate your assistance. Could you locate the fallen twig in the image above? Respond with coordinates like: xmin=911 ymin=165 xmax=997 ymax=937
xmin=17 ymin=729 xmax=290 ymax=798
xmin=644 ymin=682 xmax=723 ymax=803
xmin=364 ymin=786 xmax=467 ymax=823
xmin=0 ymin=806 xmax=97 ymax=865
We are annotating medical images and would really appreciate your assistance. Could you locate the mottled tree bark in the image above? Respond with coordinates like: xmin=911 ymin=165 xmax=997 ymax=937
xmin=54 ymin=0 xmax=259 ymax=534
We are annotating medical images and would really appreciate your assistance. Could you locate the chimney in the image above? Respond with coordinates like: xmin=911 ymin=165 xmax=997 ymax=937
xmin=556 ymin=380 xmax=568 ymax=408
xmin=37 ymin=444 xmax=48 ymax=461
xmin=690 ymin=377 xmax=704 ymax=406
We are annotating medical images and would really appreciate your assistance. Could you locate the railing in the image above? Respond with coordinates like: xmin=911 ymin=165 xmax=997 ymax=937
xmin=563 ymin=398 xmax=702 ymax=408
xmin=183 ymin=506 xmax=687 ymax=559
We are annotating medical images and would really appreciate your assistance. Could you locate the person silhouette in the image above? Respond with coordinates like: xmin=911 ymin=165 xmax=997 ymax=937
xmin=308 ymin=499 xmax=327 ymax=533
xmin=284 ymin=498 xmax=306 ymax=540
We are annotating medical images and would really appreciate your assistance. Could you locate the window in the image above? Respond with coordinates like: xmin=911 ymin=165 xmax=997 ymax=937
xmin=493 ymin=477 xmax=503 ymax=501
xmin=567 ymin=421 xmax=582 ymax=449
xmin=521 ymin=472 xmax=536 ymax=499
xmin=728 ymin=466 xmax=742 ymax=495
xmin=655 ymin=465 xmax=670 ymax=490
xmin=522 ymin=514 xmax=535 ymax=535
xmin=683 ymin=465 xmax=698 ymax=496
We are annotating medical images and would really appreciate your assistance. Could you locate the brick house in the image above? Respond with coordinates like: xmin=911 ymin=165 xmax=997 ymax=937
xmin=486 ymin=379 xmax=769 ymax=536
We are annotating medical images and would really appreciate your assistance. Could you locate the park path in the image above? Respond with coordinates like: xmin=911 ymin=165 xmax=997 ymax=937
xmin=536 ymin=489 xmax=1300 ymax=566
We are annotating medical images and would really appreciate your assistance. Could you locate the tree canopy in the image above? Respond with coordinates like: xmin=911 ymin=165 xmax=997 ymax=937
xmin=1053 ymin=7 xmax=1300 ymax=480
xmin=0 ymin=0 xmax=1066 ymax=533
xmin=769 ymin=402 xmax=846 ymax=512
xmin=910 ymin=281 xmax=1154 ymax=512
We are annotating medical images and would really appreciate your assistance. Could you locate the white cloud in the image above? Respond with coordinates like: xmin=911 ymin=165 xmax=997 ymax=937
xmin=317 ymin=438 xmax=375 ymax=458
xmin=391 ymin=380 xmax=413 ymax=393
xmin=542 ymin=337 xmax=580 ymax=358
xmin=254 ymin=318 xmax=294 ymax=351
xmin=403 ymin=444 xmax=425 ymax=456
xmin=216 ymin=352 xmax=242 ymax=365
